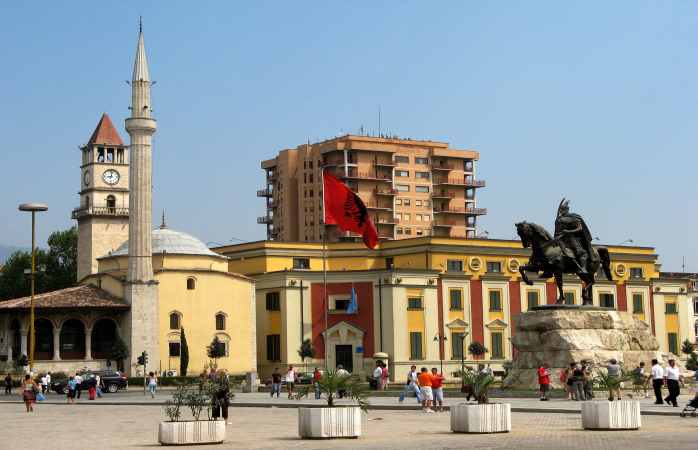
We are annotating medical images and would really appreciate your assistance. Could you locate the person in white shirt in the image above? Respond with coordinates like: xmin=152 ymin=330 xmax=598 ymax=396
xmin=45 ymin=372 xmax=51 ymax=394
xmin=74 ymin=373 xmax=83 ymax=399
xmin=399 ymin=365 xmax=421 ymax=404
xmin=40 ymin=375 xmax=47 ymax=394
xmin=650 ymin=359 xmax=664 ymax=405
xmin=285 ymin=365 xmax=297 ymax=399
xmin=335 ymin=365 xmax=350 ymax=399
xmin=372 ymin=362 xmax=383 ymax=391
xmin=663 ymin=359 xmax=682 ymax=407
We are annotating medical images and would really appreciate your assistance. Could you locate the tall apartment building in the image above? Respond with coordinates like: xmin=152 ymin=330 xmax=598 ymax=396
xmin=258 ymin=135 xmax=486 ymax=242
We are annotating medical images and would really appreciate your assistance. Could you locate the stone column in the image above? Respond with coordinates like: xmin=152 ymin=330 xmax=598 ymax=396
xmin=53 ymin=326 xmax=61 ymax=361
xmin=85 ymin=328 xmax=92 ymax=360
xmin=20 ymin=329 xmax=28 ymax=357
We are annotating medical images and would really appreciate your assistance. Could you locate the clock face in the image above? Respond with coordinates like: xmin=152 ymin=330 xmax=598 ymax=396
xmin=83 ymin=171 xmax=90 ymax=186
xmin=102 ymin=169 xmax=120 ymax=185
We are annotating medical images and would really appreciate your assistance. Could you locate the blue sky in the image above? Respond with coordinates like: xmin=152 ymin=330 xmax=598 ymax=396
xmin=1 ymin=1 xmax=696 ymax=271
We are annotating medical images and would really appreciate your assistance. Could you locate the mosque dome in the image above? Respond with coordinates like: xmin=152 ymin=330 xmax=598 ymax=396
xmin=111 ymin=226 xmax=224 ymax=258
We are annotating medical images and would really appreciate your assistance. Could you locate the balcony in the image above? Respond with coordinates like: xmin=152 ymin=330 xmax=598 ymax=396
xmin=374 ymin=187 xmax=397 ymax=196
xmin=71 ymin=206 xmax=129 ymax=219
xmin=256 ymin=188 xmax=273 ymax=197
xmin=365 ymin=202 xmax=393 ymax=211
xmin=431 ymin=191 xmax=456 ymax=199
xmin=266 ymin=172 xmax=278 ymax=182
xmin=432 ymin=219 xmax=458 ymax=228
xmin=375 ymin=217 xmax=397 ymax=225
xmin=433 ymin=206 xmax=487 ymax=216
xmin=341 ymin=170 xmax=392 ymax=182
xmin=374 ymin=159 xmax=396 ymax=168
xmin=323 ymin=160 xmax=358 ymax=168
xmin=431 ymin=162 xmax=458 ymax=171
xmin=433 ymin=177 xmax=485 ymax=187
xmin=257 ymin=216 xmax=273 ymax=224
xmin=466 ymin=207 xmax=487 ymax=215
xmin=464 ymin=179 xmax=486 ymax=188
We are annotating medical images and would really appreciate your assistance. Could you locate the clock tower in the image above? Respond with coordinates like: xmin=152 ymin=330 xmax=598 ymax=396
xmin=73 ymin=113 xmax=130 ymax=280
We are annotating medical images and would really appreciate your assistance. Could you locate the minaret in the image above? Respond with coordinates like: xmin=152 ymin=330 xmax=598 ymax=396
xmin=123 ymin=20 xmax=159 ymax=373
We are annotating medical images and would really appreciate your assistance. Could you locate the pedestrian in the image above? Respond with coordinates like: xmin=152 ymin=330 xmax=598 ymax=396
xmin=45 ymin=371 xmax=51 ymax=394
xmin=632 ymin=362 xmax=649 ymax=398
xmin=269 ymin=368 xmax=281 ymax=398
xmin=87 ymin=375 xmax=97 ymax=400
xmin=74 ymin=372 xmax=83 ymax=399
xmin=4 ymin=373 xmax=12 ymax=395
xmin=651 ymin=358 xmax=664 ymax=405
xmin=417 ymin=367 xmax=434 ymax=413
xmin=380 ymin=362 xmax=389 ymax=391
xmin=430 ymin=367 xmax=445 ymax=412
xmin=399 ymin=365 xmax=421 ymax=403
xmin=39 ymin=373 xmax=47 ymax=394
xmin=285 ymin=365 xmax=297 ymax=399
xmin=66 ymin=376 xmax=77 ymax=404
xmin=20 ymin=374 xmax=37 ymax=413
xmin=538 ymin=363 xmax=551 ymax=401
xmin=312 ymin=367 xmax=322 ymax=400
xmin=664 ymin=359 xmax=682 ymax=407
xmin=571 ymin=363 xmax=585 ymax=401
xmin=95 ymin=374 xmax=103 ymax=397
xmin=211 ymin=370 xmax=232 ymax=425
xmin=336 ymin=365 xmax=349 ymax=399
xmin=147 ymin=371 xmax=157 ymax=398
xmin=606 ymin=358 xmax=622 ymax=401
xmin=372 ymin=361 xmax=383 ymax=391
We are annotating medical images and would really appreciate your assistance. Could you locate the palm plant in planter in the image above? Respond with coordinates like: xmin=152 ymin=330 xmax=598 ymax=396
xmin=159 ymin=381 xmax=226 ymax=445
xmin=582 ymin=365 xmax=641 ymax=430
xmin=451 ymin=370 xmax=510 ymax=433
xmin=296 ymin=369 xmax=369 ymax=439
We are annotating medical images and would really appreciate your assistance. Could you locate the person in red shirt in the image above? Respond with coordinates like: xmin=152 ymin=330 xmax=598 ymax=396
xmin=312 ymin=367 xmax=322 ymax=400
xmin=538 ymin=363 xmax=551 ymax=401
xmin=430 ymin=368 xmax=445 ymax=412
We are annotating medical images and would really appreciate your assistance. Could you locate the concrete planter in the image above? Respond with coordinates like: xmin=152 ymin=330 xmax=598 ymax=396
xmin=450 ymin=403 xmax=511 ymax=433
xmin=298 ymin=407 xmax=361 ymax=439
xmin=158 ymin=420 xmax=226 ymax=445
xmin=581 ymin=400 xmax=641 ymax=430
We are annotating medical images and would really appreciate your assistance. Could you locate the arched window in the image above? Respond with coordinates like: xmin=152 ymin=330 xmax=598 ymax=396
xmin=106 ymin=195 xmax=116 ymax=213
xmin=169 ymin=312 xmax=181 ymax=330
xmin=187 ymin=278 xmax=196 ymax=290
xmin=215 ymin=313 xmax=226 ymax=331
xmin=60 ymin=319 xmax=86 ymax=360
xmin=35 ymin=319 xmax=54 ymax=361
xmin=91 ymin=319 xmax=117 ymax=359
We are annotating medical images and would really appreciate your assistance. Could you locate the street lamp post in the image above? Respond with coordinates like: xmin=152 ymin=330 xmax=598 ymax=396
xmin=459 ymin=333 xmax=467 ymax=393
xmin=433 ymin=333 xmax=448 ymax=374
xmin=18 ymin=202 xmax=48 ymax=373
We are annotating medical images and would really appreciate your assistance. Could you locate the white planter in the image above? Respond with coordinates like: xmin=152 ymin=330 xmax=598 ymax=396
xmin=298 ymin=407 xmax=361 ymax=439
xmin=581 ymin=400 xmax=641 ymax=430
xmin=158 ymin=420 xmax=226 ymax=445
xmin=450 ymin=403 xmax=511 ymax=433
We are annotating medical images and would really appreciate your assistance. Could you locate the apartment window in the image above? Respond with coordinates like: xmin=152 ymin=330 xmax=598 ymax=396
xmin=629 ymin=268 xmax=643 ymax=279
xmin=491 ymin=332 xmax=504 ymax=359
xmin=489 ymin=290 xmax=502 ymax=311
xmin=486 ymin=261 xmax=502 ymax=273
xmin=168 ymin=342 xmax=181 ymax=357
xmin=668 ymin=333 xmax=678 ymax=355
xmin=396 ymin=198 xmax=402 ymax=206
xmin=416 ymin=214 xmax=422 ymax=221
xmin=416 ymin=228 xmax=423 ymax=236
xmin=266 ymin=334 xmax=281 ymax=361
xmin=423 ymin=200 xmax=430 ymax=207
xmin=527 ymin=291 xmax=539 ymax=309
xmin=309 ymin=161 xmax=313 ymax=169
xmin=396 ymin=184 xmax=410 ymax=192
xmin=415 ymin=157 xmax=429 ymax=165
xmin=408 ymin=297 xmax=423 ymax=310
xmin=694 ymin=297 xmax=698 ymax=314
xmin=415 ymin=185 xmax=430 ymax=193
xmin=334 ymin=298 xmax=350 ymax=311
xmin=404 ymin=213 xmax=411 ymax=221
xmin=187 ymin=277 xmax=196 ymax=290
xmin=632 ymin=294 xmax=644 ymax=314
xmin=395 ymin=213 xmax=402 ymax=221
xmin=385 ymin=257 xmax=394 ymax=269
xmin=396 ymin=227 xmax=403 ymax=235
xmin=266 ymin=292 xmax=281 ymax=311
xmin=465 ymin=160 xmax=473 ymax=171
xmin=600 ymin=293 xmax=615 ymax=308
xmin=404 ymin=228 xmax=412 ymax=235
xmin=403 ymin=199 xmax=411 ymax=206
xmin=447 ymin=260 xmax=464 ymax=272
xmin=451 ymin=332 xmax=465 ymax=359
xmin=416 ymin=171 xmax=430 ymax=179
xmin=293 ymin=257 xmax=310 ymax=269
xmin=665 ymin=302 xmax=678 ymax=314
xmin=449 ymin=289 xmax=463 ymax=310
xmin=409 ymin=332 xmax=423 ymax=359
xmin=395 ymin=155 xmax=409 ymax=164
xmin=169 ymin=313 xmax=181 ymax=330
xmin=396 ymin=170 xmax=409 ymax=177
xmin=415 ymin=200 xmax=422 ymax=207
xmin=423 ymin=214 xmax=430 ymax=221
xmin=564 ymin=292 xmax=575 ymax=305
xmin=215 ymin=313 xmax=226 ymax=331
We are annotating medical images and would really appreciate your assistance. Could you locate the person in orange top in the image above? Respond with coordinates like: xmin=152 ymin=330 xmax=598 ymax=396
xmin=430 ymin=367 xmax=445 ymax=412
xmin=417 ymin=367 xmax=434 ymax=413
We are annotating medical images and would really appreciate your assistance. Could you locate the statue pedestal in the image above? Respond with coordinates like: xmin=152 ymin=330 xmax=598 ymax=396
xmin=504 ymin=306 xmax=665 ymax=389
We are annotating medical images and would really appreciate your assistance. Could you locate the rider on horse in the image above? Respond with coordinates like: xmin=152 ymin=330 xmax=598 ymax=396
xmin=554 ymin=199 xmax=594 ymax=276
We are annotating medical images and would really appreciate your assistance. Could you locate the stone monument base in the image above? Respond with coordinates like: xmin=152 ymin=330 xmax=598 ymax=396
xmin=504 ymin=306 xmax=673 ymax=389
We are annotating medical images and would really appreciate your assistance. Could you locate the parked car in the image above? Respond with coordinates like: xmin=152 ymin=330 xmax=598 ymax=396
xmin=51 ymin=370 xmax=128 ymax=394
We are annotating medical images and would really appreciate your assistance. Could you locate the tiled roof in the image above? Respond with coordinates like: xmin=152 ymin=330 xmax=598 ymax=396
xmin=87 ymin=113 xmax=124 ymax=146
xmin=0 ymin=285 xmax=129 ymax=310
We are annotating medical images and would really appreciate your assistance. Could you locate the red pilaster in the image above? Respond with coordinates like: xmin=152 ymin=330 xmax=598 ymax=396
xmin=616 ymin=284 xmax=627 ymax=311
xmin=508 ymin=280 xmax=521 ymax=357
xmin=436 ymin=278 xmax=444 ymax=360
xmin=546 ymin=281 xmax=558 ymax=304
xmin=470 ymin=279 xmax=484 ymax=352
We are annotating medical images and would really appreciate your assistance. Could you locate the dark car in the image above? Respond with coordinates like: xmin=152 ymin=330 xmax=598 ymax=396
xmin=51 ymin=370 xmax=128 ymax=394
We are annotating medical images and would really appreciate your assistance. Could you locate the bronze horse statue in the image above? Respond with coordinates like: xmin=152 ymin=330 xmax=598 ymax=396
xmin=515 ymin=221 xmax=612 ymax=305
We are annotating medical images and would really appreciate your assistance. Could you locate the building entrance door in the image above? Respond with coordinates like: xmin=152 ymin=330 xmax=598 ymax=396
xmin=335 ymin=344 xmax=353 ymax=373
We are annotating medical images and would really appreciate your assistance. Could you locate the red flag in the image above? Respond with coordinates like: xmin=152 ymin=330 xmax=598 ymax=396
xmin=323 ymin=171 xmax=378 ymax=249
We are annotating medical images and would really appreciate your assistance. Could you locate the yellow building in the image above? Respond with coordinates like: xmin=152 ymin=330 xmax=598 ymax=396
xmin=216 ymin=237 xmax=694 ymax=381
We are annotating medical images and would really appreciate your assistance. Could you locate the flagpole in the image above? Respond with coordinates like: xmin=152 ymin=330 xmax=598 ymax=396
xmin=321 ymin=168 xmax=329 ymax=370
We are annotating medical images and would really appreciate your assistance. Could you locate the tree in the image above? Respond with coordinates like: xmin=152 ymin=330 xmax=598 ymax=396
xmin=180 ymin=327 xmax=189 ymax=376
xmin=108 ymin=334 xmax=129 ymax=372
xmin=686 ymin=352 xmax=698 ymax=371
xmin=207 ymin=336 xmax=226 ymax=367
xmin=681 ymin=339 xmax=695 ymax=356
xmin=468 ymin=341 xmax=488 ymax=360
xmin=0 ymin=227 xmax=78 ymax=300
xmin=297 ymin=339 xmax=314 ymax=372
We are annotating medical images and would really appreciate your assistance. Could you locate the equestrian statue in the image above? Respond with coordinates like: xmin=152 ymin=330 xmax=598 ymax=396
xmin=515 ymin=199 xmax=613 ymax=306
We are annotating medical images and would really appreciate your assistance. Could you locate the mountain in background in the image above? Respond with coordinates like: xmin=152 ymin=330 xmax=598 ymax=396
xmin=0 ymin=245 xmax=26 ymax=264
